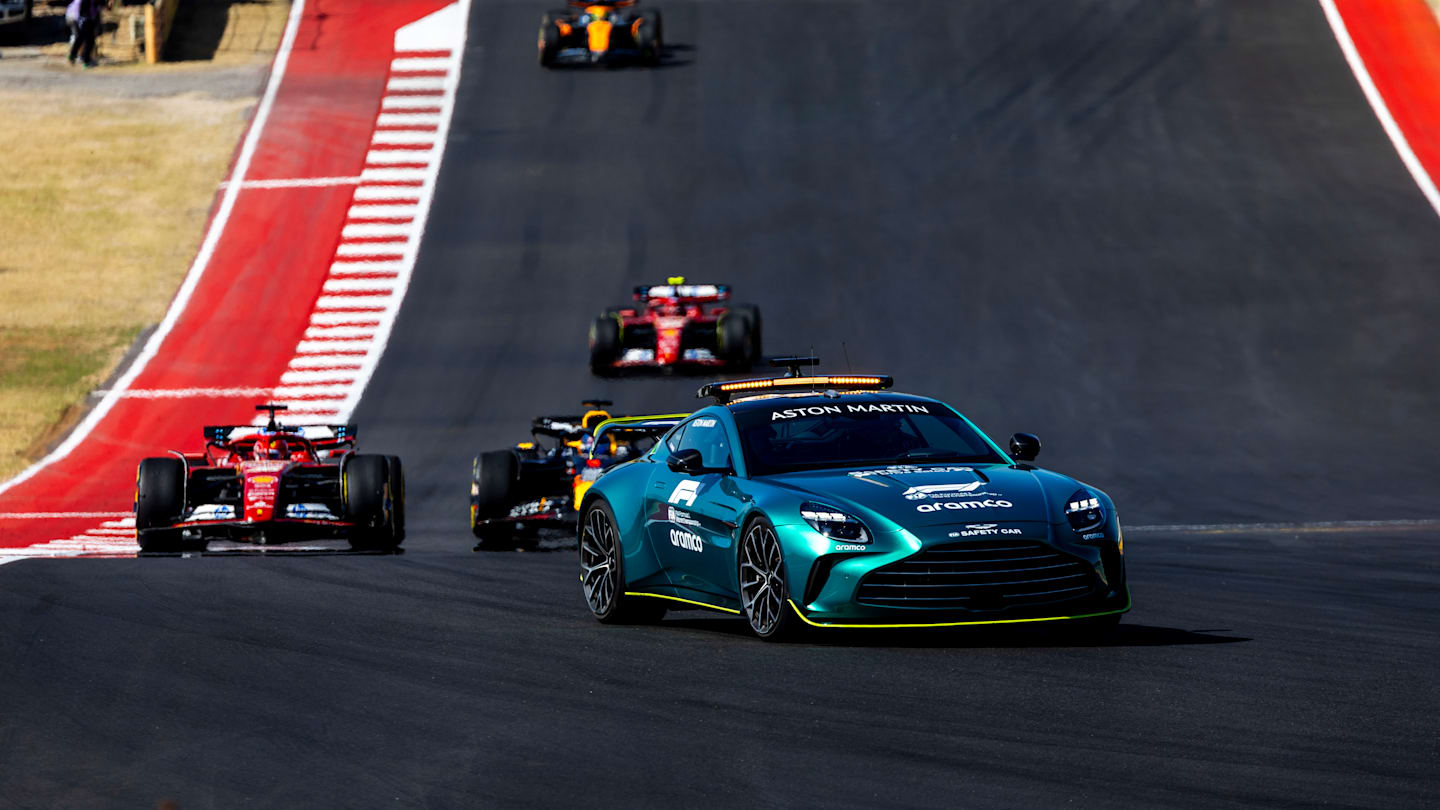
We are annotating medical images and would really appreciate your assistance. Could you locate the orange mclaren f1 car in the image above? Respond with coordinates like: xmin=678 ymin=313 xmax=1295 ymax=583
xmin=538 ymin=1 xmax=663 ymax=67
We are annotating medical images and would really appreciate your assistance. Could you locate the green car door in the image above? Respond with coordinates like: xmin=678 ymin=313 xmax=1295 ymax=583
xmin=644 ymin=415 xmax=744 ymax=603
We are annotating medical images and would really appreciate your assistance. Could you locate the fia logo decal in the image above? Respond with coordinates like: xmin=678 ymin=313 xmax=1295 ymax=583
xmin=668 ymin=480 xmax=700 ymax=506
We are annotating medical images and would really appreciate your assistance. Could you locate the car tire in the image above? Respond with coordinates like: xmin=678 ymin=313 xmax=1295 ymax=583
xmin=636 ymin=9 xmax=663 ymax=65
xmin=589 ymin=315 xmax=621 ymax=375
xmin=579 ymin=499 xmax=667 ymax=624
xmin=538 ymin=12 xmax=561 ymax=67
xmin=344 ymin=454 xmax=399 ymax=550
xmin=726 ymin=303 xmax=763 ymax=363
xmin=135 ymin=457 xmax=185 ymax=552
xmin=718 ymin=311 xmax=756 ymax=370
xmin=471 ymin=450 xmax=518 ymax=550
xmin=738 ymin=515 xmax=801 ymax=640
xmin=385 ymin=455 xmax=406 ymax=544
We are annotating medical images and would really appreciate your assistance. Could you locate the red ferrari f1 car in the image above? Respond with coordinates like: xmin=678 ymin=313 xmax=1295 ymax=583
xmin=588 ymin=277 xmax=762 ymax=375
xmin=132 ymin=404 xmax=404 ymax=552
xmin=538 ymin=1 xmax=663 ymax=67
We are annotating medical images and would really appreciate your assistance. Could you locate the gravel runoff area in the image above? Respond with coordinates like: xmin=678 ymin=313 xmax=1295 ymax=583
xmin=0 ymin=1 xmax=289 ymax=481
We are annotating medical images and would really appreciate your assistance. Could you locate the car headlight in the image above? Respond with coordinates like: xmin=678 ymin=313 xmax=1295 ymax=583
xmin=800 ymin=502 xmax=870 ymax=543
xmin=1065 ymin=490 xmax=1105 ymax=532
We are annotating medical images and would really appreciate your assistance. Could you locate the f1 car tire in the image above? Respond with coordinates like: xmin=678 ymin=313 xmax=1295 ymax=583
xmin=718 ymin=310 xmax=757 ymax=369
xmin=579 ymin=499 xmax=667 ymax=624
xmin=636 ymin=9 xmax=663 ymax=66
xmin=538 ymin=12 xmax=561 ymax=67
xmin=726 ymin=304 xmax=763 ymax=363
xmin=471 ymin=450 xmax=519 ymax=549
xmin=135 ymin=457 xmax=185 ymax=552
xmin=385 ymin=455 xmax=406 ymax=544
xmin=344 ymin=454 xmax=400 ymax=550
xmin=589 ymin=315 xmax=621 ymax=375
xmin=738 ymin=515 xmax=801 ymax=640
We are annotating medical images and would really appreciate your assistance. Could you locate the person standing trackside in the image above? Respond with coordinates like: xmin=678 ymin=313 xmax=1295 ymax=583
xmin=66 ymin=0 xmax=105 ymax=69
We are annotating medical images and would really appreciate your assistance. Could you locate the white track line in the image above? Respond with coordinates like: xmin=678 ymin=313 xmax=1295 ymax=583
xmin=382 ymin=96 xmax=444 ymax=110
xmin=353 ymin=185 xmax=422 ymax=201
xmin=377 ymin=112 xmax=443 ymax=126
xmin=386 ymin=76 xmax=449 ymax=92
xmin=94 ymin=387 xmax=274 ymax=399
xmin=342 ymin=223 xmax=414 ymax=238
xmin=1318 ymin=0 xmax=1440 ymax=219
xmin=0 ymin=0 xmax=308 ymax=500
xmin=226 ymin=176 xmax=365 ymax=189
xmin=371 ymin=131 xmax=438 ymax=146
xmin=346 ymin=205 xmax=418 ymax=219
xmin=360 ymin=167 xmax=429 ymax=182
xmin=391 ymin=57 xmax=452 ymax=71
xmin=365 ymin=149 xmax=435 ymax=164
xmin=335 ymin=243 xmax=407 ymax=257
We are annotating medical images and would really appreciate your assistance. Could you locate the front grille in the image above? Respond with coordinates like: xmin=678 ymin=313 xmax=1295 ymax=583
xmin=856 ymin=540 xmax=1097 ymax=611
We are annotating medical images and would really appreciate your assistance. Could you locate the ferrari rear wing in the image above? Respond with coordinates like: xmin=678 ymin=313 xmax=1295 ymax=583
xmin=633 ymin=282 xmax=730 ymax=303
xmin=203 ymin=424 xmax=358 ymax=443
xmin=589 ymin=414 xmax=689 ymax=457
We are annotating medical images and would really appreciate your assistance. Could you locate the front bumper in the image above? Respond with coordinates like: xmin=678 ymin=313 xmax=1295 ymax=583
xmin=780 ymin=521 xmax=1129 ymax=627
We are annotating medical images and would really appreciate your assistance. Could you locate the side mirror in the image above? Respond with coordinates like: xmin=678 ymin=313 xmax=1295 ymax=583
xmin=1009 ymin=433 xmax=1041 ymax=462
xmin=667 ymin=448 xmax=705 ymax=475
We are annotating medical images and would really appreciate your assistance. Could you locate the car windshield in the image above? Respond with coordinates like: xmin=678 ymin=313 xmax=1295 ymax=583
xmin=734 ymin=399 xmax=1007 ymax=476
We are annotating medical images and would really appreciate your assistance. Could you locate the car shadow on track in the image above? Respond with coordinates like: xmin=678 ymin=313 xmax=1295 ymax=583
xmin=658 ymin=616 xmax=1250 ymax=648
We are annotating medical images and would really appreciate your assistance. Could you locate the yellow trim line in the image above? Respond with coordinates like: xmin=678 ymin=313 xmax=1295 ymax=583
xmin=786 ymin=591 xmax=1131 ymax=629
xmin=625 ymin=591 xmax=742 ymax=614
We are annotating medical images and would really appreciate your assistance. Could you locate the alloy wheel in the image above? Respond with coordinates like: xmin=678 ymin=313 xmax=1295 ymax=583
xmin=580 ymin=506 xmax=618 ymax=615
xmin=739 ymin=521 xmax=786 ymax=636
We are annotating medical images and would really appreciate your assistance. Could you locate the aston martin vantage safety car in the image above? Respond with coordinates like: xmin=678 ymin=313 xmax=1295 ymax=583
xmin=577 ymin=358 xmax=1129 ymax=639
xmin=588 ymin=277 xmax=761 ymax=375
xmin=133 ymin=404 xmax=404 ymax=552
xmin=538 ymin=1 xmax=663 ymax=67
xmin=470 ymin=401 xmax=684 ymax=549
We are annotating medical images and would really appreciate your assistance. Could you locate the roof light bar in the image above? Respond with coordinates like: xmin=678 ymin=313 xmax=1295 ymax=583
xmin=697 ymin=375 xmax=893 ymax=403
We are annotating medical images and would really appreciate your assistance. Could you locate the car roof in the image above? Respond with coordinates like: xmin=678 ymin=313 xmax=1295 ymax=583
xmin=722 ymin=390 xmax=945 ymax=415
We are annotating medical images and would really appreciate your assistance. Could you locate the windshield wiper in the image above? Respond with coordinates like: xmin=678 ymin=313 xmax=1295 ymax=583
xmin=892 ymin=449 xmax=969 ymax=462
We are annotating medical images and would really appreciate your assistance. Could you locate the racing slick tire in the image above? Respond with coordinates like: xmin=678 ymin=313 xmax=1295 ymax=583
xmin=344 ymin=454 xmax=400 ymax=551
xmin=385 ymin=455 xmax=406 ymax=544
xmin=718 ymin=310 xmax=757 ymax=370
xmin=738 ymin=515 xmax=802 ymax=641
xmin=538 ymin=12 xmax=561 ymax=67
xmin=727 ymin=303 xmax=763 ymax=363
xmin=471 ymin=450 xmax=519 ymax=550
xmin=589 ymin=315 xmax=621 ymax=376
xmin=636 ymin=9 xmax=663 ymax=66
xmin=579 ymin=499 xmax=667 ymax=624
xmin=135 ymin=457 xmax=186 ymax=552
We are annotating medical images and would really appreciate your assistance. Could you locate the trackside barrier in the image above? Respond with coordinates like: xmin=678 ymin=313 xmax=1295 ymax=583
xmin=144 ymin=0 xmax=180 ymax=65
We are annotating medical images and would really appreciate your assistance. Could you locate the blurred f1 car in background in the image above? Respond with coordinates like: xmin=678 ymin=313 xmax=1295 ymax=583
xmin=538 ymin=1 xmax=663 ymax=67
xmin=133 ymin=404 xmax=404 ymax=553
xmin=470 ymin=400 xmax=684 ymax=549
xmin=588 ymin=277 xmax=762 ymax=375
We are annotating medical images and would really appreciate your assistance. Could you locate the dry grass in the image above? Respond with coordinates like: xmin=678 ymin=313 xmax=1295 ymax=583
xmin=0 ymin=90 xmax=254 ymax=479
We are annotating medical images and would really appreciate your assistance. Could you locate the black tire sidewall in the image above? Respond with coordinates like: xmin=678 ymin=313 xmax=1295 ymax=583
xmin=343 ymin=455 xmax=395 ymax=548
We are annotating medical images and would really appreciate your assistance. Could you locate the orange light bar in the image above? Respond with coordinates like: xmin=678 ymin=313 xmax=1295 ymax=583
xmin=699 ymin=375 xmax=893 ymax=402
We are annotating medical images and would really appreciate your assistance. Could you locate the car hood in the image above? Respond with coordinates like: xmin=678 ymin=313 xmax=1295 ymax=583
xmin=760 ymin=463 xmax=1053 ymax=527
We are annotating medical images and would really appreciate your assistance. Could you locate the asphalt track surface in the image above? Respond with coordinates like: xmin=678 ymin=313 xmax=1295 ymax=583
xmin=2 ymin=0 xmax=1439 ymax=807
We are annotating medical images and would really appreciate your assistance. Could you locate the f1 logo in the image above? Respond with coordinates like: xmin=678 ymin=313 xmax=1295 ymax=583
xmin=669 ymin=480 xmax=700 ymax=507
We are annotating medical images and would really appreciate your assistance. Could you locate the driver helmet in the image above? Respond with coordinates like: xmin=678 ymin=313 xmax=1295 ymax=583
xmin=254 ymin=436 xmax=289 ymax=460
